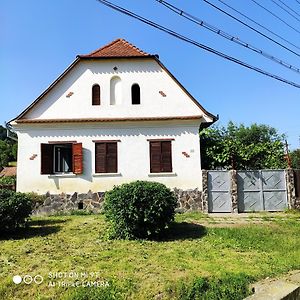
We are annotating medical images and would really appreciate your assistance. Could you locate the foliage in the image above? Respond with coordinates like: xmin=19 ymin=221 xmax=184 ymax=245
xmin=200 ymin=121 xmax=287 ymax=170
xmin=103 ymin=180 xmax=177 ymax=239
xmin=290 ymin=149 xmax=300 ymax=169
xmin=0 ymin=176 xmax=16 ymax=185
xmin=0 ymin=125 xmax=17 ymax=167
xmin=171 ymin=273 xmax=253 ymax=300
xmin=0 ymin=189 xmax=32 ymax=231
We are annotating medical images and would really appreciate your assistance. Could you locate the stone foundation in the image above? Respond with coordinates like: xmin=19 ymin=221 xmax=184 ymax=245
xmin=33 ymin=188 xmax=203 ymax=215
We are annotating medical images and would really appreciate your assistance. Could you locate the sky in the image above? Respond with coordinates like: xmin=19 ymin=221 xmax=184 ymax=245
xmin=1 ymin=0 xmax=300 ymax=149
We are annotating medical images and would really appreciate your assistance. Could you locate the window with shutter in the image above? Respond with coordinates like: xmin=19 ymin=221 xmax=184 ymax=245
xmin=150 ymin=141 xmax=172 ymax=173
xmin=92 ymin=84 xmax=100 ymax=105
xmin=40 ymin=142 xmax=83 ymax=175
xmin=95 ymin=142 xmax=118 ymax=173
xmin=41 ymin=143 xmax=54 ymax=174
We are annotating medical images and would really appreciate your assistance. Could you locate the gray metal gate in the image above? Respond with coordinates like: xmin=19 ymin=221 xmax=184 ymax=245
xmin=208 ymin=171 xmax=231 ymax=213
xmin=237 ymin=170 xmax=287 ymax=212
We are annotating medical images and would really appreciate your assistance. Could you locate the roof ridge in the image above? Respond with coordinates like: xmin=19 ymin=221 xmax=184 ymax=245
xmin=78 ymin=38 xmax=151 ymax=58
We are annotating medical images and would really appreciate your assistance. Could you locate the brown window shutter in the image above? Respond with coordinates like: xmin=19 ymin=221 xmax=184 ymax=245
xmin=150 ymin=141 xmax=161 ymax=173
xmin=92 ymin=84 xmax=100 ymax=105
xmin=161 ymin=141 xmax=172 ymax=172
xmin=106 ymin=143 xmax=117 ymax=173
xmin=41 ymin=143 xmax=54 ymax=174
xmin=95 ymin=143 xmax=106 ymax=173
xmin=72 ymin=143 xmax=83 ymax=174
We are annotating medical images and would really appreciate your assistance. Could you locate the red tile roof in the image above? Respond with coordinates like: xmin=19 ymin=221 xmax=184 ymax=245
xmin=0 ymin=167 xmax=17 ymax=177
xmin=78 ymin=38 xmax=151 ymax=58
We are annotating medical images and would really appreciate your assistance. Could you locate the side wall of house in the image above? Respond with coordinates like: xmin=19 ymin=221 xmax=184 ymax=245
xmin=16 ymin=120 xmax=202 ymax=194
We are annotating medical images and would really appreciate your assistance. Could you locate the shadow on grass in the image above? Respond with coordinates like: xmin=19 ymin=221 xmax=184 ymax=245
xmin=154 ymin=222 xmax=207 ymax=241
xmin=0 ymin=219 xmax=65 ymax=240
xmin=29 ymin=218 xmax=68 ymax=226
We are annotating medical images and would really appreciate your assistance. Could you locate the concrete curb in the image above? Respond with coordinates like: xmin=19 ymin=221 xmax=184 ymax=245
xmin=244 ymin=270 xmax=300 ymax=300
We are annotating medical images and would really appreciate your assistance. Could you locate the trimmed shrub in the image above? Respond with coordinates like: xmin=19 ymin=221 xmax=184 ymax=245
xmin=103 ymin=180 xmax=177 ymax=239
xmin=0 ymin=189 xmax=33 ymax=232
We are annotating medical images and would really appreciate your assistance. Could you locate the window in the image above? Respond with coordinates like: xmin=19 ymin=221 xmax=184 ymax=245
xmin=41 ymin=142 xmax=83 ymax=175
xmin=110 ymin=76 xmax=121 ymax=105
xmin=95 ymin=142 xmax=118 ymax=173
xmin=149 ymin=140 xmax=172 ymax=173
xmin=131 ymin=83 xmax=140 ymax=105
xmin=92 ymin=84 xmax=100 ymax=105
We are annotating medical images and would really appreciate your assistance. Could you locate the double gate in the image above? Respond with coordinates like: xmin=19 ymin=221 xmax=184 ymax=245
xmin=207 ymin=170 xmax=288 ymax=213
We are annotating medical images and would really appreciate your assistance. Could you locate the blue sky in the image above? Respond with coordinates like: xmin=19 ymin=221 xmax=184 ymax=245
xmin=1 ymin=0 xmax=300 ymax=149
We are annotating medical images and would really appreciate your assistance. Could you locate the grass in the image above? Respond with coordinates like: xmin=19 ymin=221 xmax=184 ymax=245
xmin=0 ymin=212 xmax=299 ymax=299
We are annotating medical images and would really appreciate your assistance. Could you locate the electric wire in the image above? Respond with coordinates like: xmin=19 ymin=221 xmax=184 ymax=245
xmin=156 ymin=0 xmax=300 ymax=74
xmin=250 ymin=0 xmax=300 ymax=35
xmin=96 ymin=0 xmax=300 ymax=88
xmin=203 ymin=0 xmax=300 ymax=57
xmin=215 ymin=0 xmax=300 ymax=53
xmin=276 ymin=0 xmax=300 ymax=18
xmin=270 ymin=0 xmax=300 ymax=23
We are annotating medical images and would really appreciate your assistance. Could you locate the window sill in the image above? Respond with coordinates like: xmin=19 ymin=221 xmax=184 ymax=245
xmin=148 ymin=172 xmax=177 ymax=177
xmin=93 ymin=173 xmax=122 ymax=177
xmin=48 ymin=173 xmax=77 ymax=178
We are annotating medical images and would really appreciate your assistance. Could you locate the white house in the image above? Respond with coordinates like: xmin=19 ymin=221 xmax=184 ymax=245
xmin=10 ymin=38 xmax=216 ymax=195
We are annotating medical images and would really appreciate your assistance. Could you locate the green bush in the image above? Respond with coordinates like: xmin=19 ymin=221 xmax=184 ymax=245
xmin=0 ymin=189 xmax=33 ymax=232
xmin=103 ymin=181 xmax=177 ymax=239
xmin=0 ymin=175 xmax=16 ymax=185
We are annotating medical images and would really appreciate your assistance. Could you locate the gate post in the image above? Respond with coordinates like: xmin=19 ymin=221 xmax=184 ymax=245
xmin=230 ymin=170 xmax=238 ymax=213
xmin=286 ymin=169 xmax=296 ymax=209
xmin=202 ymin=170 xmax=209 ymax=213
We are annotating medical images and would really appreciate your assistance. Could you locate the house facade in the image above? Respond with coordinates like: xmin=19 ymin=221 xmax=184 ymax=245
xmin=11 ymin=38 xmax=216 ymax=195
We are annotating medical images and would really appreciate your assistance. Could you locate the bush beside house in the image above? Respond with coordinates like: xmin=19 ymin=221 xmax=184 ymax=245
xmin=103 ymin=181 xmax=177 ymax=239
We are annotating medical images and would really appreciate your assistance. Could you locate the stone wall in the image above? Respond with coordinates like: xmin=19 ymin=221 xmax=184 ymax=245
xmin=33 ymin=188 xmax=203 ymax=215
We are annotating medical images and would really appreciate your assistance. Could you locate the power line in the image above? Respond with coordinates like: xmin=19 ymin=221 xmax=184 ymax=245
xmin=156 ymin=0 xmax=300 ymax=74
xmin=96 ymin=0 xmax=300 ymax=88
xmin=215 ymin=0 xmax=300 ymax=53
xmin=250 ymin=0 xmax=300 ymax=35
xmin=276 ymin=0 xmax=300 ymax=18
xmin=270 ymin=0 xmax=300 ymax=23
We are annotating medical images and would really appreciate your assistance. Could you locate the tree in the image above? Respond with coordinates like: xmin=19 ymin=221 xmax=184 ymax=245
xmin=290 ymin=149 xmax=300 ymax=169
xmin=200 ymin=122 xmax=287 ymax=170
xmin=0 ymin=125 xmax=17 ymax=167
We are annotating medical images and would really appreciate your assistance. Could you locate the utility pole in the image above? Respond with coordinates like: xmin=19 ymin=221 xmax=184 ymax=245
xmin=285 ymin=140 xmax=292 ymax=168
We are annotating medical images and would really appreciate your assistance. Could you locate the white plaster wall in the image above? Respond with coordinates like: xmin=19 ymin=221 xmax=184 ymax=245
xmin=15 ymin=120 xmax=202 ymax=194
xmin=24 ymin=59 xmax=211 ymax=120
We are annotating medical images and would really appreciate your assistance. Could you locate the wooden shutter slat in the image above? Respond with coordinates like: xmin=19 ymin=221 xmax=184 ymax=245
xmin=161 ymin=141 xmax=172 ymax=172
xmin=150 ymin=141 xmax=161 ymax=173
xmin=106 ymin=143 xmax=117 ymax=173
xmin=41 ymin=143 xmax=54 ymax=174
xmin=95 ymin=143 xmax=106 ymax=173
xmin=72 ymin=143 xmax=83 ymax=174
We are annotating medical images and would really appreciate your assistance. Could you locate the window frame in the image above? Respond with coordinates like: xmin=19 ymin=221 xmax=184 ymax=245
xmin=149 ymin=139 xmax=173 ymax=173
xmin=41 ymin=142 xmax=83 ymax=175
xmin=94 ymin=141 xmax=119 ymax=174
xmin=92 ymin=84 xmax=101 ymax=106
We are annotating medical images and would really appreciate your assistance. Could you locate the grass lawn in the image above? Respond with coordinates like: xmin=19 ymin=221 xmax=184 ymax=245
xmin=0 ymin=212 xmax=299 ymax=299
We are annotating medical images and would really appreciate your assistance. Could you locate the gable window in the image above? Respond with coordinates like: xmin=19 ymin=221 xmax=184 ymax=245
xmin=131 ymin=83 xmax=140 ymax=105
xmin=92 ymin=84 xmax=101 ymax=105
xmin=41 ymin=142 xmax=83 ymax=175
xmin=149 ymin=140 xmax=173 ymax=173
xmin=95 ymin=142 xmax=118 ymax=173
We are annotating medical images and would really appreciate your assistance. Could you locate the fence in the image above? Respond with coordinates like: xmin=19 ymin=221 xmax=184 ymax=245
xmin=203 ymin=169 xmax=297 ymax=213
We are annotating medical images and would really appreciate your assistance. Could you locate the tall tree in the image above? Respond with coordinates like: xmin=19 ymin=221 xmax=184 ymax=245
xmin=290 ymin=149 xmax=300 ymax=169
xmin=200 ymin=122 xmax=287 ymax=170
